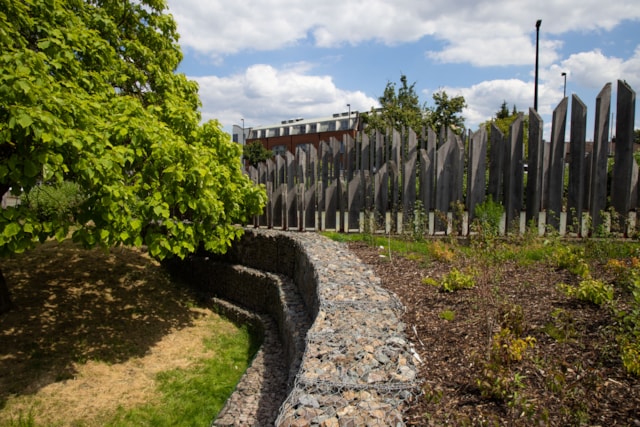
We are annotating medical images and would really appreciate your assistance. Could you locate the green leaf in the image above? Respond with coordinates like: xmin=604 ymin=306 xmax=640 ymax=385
xmin=24 ymin=159 xmax=39 ymax=178
xmin=17 ymin=113 xmax=33 ymax=129
xmin=3 ymin=222 xmax=21 ymax=238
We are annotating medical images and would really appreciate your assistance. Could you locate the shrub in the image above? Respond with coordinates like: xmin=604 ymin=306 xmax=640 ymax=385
xmin=559 ymin=278 xmax=614 ymax=306
xmin=422 ymin=268 xmax=477 ymax=292
xmin=25 ymin=181 xmax=84 ymax=221
xmin=472 ymin=195 xmax=503 ymax=237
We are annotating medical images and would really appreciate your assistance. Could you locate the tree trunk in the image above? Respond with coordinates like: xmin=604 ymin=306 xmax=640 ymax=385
xmin=0 ymin=268 xmax=13 ymax=315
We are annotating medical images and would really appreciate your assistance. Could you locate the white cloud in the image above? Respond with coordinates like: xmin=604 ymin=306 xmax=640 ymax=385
xmin=552 ymin=46 xmax=640 ymax=90
xmin=192 ymin=64 xmax=378 ymax=130
xmin=167 ymin=0 xmax=640 ymax=67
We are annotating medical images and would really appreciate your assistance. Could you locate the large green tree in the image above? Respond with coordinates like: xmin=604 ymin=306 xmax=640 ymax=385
xmin=0 ymin=0 xmax=265 ymax=313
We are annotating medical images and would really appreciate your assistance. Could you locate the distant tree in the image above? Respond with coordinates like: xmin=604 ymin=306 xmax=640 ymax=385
xmin=243 ymin=141 xmax=274 ymax=167
xmin=482 ymin=103 xmax=529 ymax=156
xmin=362 ymin=74 xmax=423 ymax=134
xmin=496 ymin=101 xmax=510 ymax=119
xmin=0 ymin=0 xmax=266 ymax=313
xmin=635 ymin=129 xmax=640 ymax=145
xmin=362 ymin=74 xmax=467 ymax=137
xmin=425 ymin=90 xmax=467 ymax=136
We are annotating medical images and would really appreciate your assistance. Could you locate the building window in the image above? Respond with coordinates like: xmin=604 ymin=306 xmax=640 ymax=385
xmin=283 ymin=127 xmax=290 ymax=136
xmin=272 ymin=145 xmax=287 ymax=156
xmin=232 ymin=133 xmax=239 ymax=143
xmin=327 ymin=121 xmax=336 ymax=132
xmin=340 ymin=119 xmax=348 ymax=130
xmin=268 ymin=128 xmax=280 ymax=137
xmin=309 ymin=123 xmax=317 ymax=133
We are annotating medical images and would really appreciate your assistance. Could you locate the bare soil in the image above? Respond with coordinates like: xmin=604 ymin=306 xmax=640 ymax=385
xmin=347 ymin=239 xmax=640 ymax=426
xmin=0 ymin=240 xmax=236 ymax=426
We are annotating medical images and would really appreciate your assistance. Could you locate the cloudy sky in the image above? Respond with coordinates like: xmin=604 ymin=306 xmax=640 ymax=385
xmin=166 ymin=0 xmax=640 ymax=140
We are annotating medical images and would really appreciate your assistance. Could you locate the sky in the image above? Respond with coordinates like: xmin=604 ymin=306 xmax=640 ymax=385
xmin=166 ymin=0 xmax=640 ymax=141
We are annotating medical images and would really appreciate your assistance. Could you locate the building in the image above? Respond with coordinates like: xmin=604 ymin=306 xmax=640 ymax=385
xmin=245 ymin=110 xmax=360 ymax=155
xmin=232 ymin=124 xmax=248 ymax=146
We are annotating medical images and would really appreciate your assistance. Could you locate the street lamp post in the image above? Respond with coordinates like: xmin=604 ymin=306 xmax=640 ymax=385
xmin=562 ymin=72 xmax=567 ymax=98
xmin=534 ymin=19 xmax=542 ymax=111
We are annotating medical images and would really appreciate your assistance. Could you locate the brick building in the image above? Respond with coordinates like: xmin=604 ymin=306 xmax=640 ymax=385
xmin=244 ymin=110 xmax=360 ymax=155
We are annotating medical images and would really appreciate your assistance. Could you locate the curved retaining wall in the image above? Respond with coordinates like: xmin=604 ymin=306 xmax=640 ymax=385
xmin=165 ymin=229 xmax=421 ymax=426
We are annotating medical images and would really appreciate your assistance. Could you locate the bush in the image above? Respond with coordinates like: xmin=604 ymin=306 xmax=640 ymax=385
xmin=473 ymin=196 xmax=503 ymax=237
xmin=25 ymin=181 xmax=84 ymax=221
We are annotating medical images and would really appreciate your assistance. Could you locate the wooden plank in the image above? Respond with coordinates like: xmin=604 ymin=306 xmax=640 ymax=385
xmin=611 ymin=80 xmax=637 ymax=232
xmin=467 ymin=127 xmax=487 ymax=221
xmin=526 ymin=108 xmax=544 ymax=224
xmin=488 ymin=124 xmax=505 ymax=203
xmin=504 ymin=114 xmax=524 ymax=230
xmin=589 ymin=83 xmax=612 ymax=232
xmin=567 ymin=95 xmax=587 ymax=234
xmin=546 ymin=98 xmax=568 ymax=230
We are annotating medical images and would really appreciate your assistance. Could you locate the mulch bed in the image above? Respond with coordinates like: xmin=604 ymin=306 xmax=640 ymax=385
xmin=347 ymin=240 xmax=640 ymax=426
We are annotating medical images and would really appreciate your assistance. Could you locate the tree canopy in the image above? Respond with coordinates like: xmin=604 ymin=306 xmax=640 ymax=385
xmin=243 ymin=140 xmax=274 ymax=168
xmin=362 ymin=74 xmax=466 ymax=136
xmin=0 ymin=0 xmax=265 ymax=269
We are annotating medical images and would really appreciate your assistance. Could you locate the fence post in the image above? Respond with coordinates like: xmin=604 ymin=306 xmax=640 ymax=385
xmin=546 ymin=98 xmax=568 ymax=231
xmin=526 ymin=108 xmax=544 ymax=226
xmin=567 ymin=95 xmax=587 ymax=235
xmin=488 ymin=124 xmax=505 ymax=203
xmin=589 ymin=83 xmax=612 ymax=232
xmin=504 ymin=114 xmax=524 ymax=231
xmin=611 ymin=80 xmax=637 ymax=233
xmin=467 ymin=127 xmax=487 ymax=223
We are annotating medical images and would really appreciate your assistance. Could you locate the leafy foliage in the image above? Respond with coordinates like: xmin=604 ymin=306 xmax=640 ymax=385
xmin=362 ymin=74 xmax=466 ymax=136
xmin=362 ymin=74 xmax=423 ymax=134
xmin=24 ymin=181 xmax=83 ymax=222
xmin=0 ymin=0 xmax=266 ymax=261
xmin=424 ymin=90 xmax=467 ymax=136
xmin=243 ymin=140 xmax=273 ymax=168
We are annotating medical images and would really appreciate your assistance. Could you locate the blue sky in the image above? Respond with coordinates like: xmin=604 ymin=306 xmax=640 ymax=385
xmin=166 ymin=0 xmax=640 ymax=140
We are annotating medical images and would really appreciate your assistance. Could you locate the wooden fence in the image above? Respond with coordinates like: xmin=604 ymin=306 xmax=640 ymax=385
xmin=245 ymin=80 xmax=637 ymax=236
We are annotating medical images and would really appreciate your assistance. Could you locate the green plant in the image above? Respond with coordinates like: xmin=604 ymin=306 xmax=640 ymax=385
xmin=472 ymin=195 xmax=503 ymax=238
xmin=406 ymin=200 xmax=429 ymax=242
xmin=555 ymin=245 xmax=590 ymax=278
xmin=619 ymin=339 xmax=640 ymax=376
xmin=423 ymin=268 xmax=476 ymax=292
xmin=439 ymin=309 xmax=456 ymax=321
xmin=25 ymin=181 xmax=84 ymax=221
xmin=475 ymin=327 xmax=536 ymax=410
xmin=559 ymin=278 xmax=614 ymax=306
xmin=544 ymin=309 xmax=577 ymax=342
xmin=500 ymin=304 xmax=525 ymax=337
